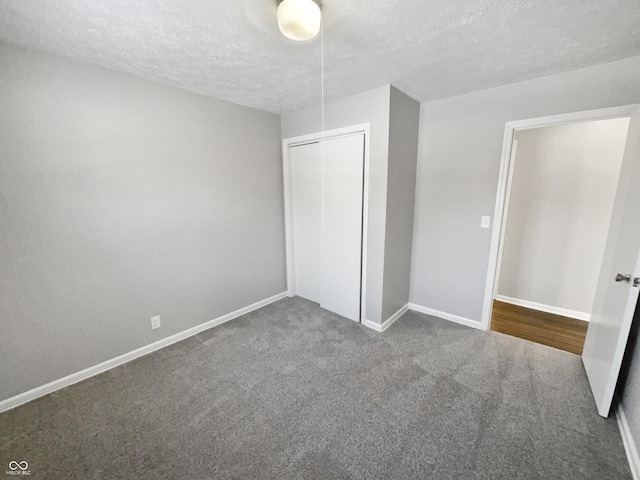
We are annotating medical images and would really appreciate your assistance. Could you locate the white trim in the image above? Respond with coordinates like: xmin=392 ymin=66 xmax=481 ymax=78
xmin=408 ymin=303 xmax=482 ymax=330
xmin=360 ymin=129 xmax=371 ymax=325
xmin=495 ymin=295 xmax=591 ymax=322
xmin=492 ymin=139 xmax=518 ymax=295
xmin=362 ymin=303 xmax=409 ymax=332
xmin=617 ymin=403 xmax=640 ymax=480
xmin=481 ymin=104 xmax=640 ymax=331
xmin=0 ymin=292 xmax=287 ymax=414
xmin=361 ymin=319 xmax=383 ymax=332
xmin=282 ymin=123 xmax=371 ymax=322
xmin=282 ymin=133 xmax=296 ymax=298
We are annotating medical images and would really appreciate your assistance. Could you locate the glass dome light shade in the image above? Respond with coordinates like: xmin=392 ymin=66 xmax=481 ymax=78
xmin=277 ymin=0 xmax=321 ymax=41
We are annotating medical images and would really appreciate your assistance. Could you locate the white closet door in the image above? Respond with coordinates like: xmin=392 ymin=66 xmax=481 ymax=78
xmin=289 ymin=133 xmax=365 ymax=322
xmin=320 ymin=134 xmax=365 ymax=322
xmin=291 ymin=142 xmax=323 ymax=303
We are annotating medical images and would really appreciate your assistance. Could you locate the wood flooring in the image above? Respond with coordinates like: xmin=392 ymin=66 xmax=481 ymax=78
xmin=490 ymin=300 xmax=589 ymax=355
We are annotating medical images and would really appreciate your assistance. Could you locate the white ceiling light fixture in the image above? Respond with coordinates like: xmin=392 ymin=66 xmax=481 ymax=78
xmin=277 ymin=0 xmax=321 ymax=41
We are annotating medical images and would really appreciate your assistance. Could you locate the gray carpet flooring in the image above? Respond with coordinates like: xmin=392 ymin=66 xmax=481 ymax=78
xmin=0 ymin=296 xmax=632 ymax=479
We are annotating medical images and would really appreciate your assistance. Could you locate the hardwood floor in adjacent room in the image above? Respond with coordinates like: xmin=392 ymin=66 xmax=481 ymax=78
xmin=490 ymin=300 xmax=589 ymax=355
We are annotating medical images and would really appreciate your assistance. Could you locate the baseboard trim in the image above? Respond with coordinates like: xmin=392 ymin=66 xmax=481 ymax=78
xmin=408 ymin=303 xmax=482 ymax=330
xmin=362 ymin=303 xmax=409 ymax=333
xmin=495 ymin=295 xmax=590 ymax=322
xmin=617 ymin=403 xmax=640 ymax=480
xmin=0 ymin=291 xmax=288 ymax=414
xmin=361 ymin=319 xmax=382 ymax=332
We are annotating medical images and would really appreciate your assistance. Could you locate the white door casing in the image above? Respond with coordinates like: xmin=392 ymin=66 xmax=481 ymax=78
xmin=483 ymin=105 xmax=639 ymax=332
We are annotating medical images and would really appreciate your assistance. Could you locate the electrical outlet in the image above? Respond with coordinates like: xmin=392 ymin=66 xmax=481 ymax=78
xmin=481 ymin=216 xmax=491 ymax=229
xmin=150 ymin=315 xmax=161 ymax=330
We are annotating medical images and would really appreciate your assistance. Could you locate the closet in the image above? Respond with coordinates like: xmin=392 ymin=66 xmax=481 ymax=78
xmin=289 ymin=133 xmax=365 ymax=322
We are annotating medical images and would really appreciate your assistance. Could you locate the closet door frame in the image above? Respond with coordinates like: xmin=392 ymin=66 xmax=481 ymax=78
xmin=282 ymin=123 xmax=371 ymax=323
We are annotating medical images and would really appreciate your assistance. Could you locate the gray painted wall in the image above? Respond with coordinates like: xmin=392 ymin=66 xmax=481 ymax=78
xmin=410 ymin=55 xmax=640 ymax=322
xmin=498 ymin=119 xmax=628 ymax=315
xmin=281 ymin=86 xmax=391 ymax=324
xmin=0 ymin=43 xmax=286 ymax=401
xmin=380 ymin=87 xmax=419 ymax=321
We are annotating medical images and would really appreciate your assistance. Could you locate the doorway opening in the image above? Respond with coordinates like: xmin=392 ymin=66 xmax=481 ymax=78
xmin=490 ymin=117 xmax=630 ymax=354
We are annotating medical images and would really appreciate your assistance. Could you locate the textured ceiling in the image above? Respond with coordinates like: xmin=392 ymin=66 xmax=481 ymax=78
xmin=0 ymin=0 xmax=639 ymax=114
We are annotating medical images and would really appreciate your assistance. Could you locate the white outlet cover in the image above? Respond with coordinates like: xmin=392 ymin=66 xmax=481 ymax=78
xmin=150 ymin=315 xmax=161 ymax=330
xmin=481 ymin=216 xmax=491 ymax=228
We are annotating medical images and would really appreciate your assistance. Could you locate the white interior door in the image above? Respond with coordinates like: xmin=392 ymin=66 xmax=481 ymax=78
xmin=320 ymin=134 xmax=365 ymax=322
xmin=289 ymin=133 xmax=365 ymax=322
xmin=583 ymin=109 xmax=640 ymax=417
xmin=291 ymin=142 xmax=323 ymax=303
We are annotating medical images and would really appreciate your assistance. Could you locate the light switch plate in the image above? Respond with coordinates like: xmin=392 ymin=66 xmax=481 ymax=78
xmin=150 ymin=315 xmax=161 ymax=330
xmin=481 ymin=216 xmax=491 ymax=229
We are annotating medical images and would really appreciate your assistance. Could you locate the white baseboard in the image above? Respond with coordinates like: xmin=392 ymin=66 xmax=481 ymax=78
xmin=408 ymin=303 xmax=482 ymax=330
xmin=0 ymin=291 xmax=288 ymax=414
xmin=362 ymin=303 xmax=409 ymax=333
xmin=361 ymin=319 xmax=382 ymax=332
xmin=617 ymin=403 xmax=640 ymax=480
xmin=495 ymin=295 xmax=591 ymax=322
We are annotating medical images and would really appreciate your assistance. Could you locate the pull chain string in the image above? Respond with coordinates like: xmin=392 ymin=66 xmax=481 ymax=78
xmin=321 ymin=9 xmax=325 ymax=232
